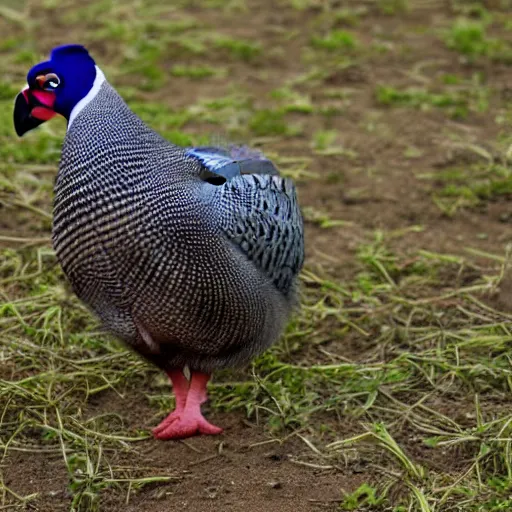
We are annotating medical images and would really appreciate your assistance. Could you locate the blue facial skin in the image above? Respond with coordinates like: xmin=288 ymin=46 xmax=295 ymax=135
xmin=27 ymin=45 xmax=97 ymax=119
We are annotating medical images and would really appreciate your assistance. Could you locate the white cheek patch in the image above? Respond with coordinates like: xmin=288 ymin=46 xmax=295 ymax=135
xmin=67 ymin=65 xmax=106 ymax=129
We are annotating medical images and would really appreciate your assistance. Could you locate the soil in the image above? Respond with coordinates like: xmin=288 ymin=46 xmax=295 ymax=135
xmin=4 ymin=399 xmax=362 ymax=512
xmin=2 ymin=0 xmax=512 ymax=510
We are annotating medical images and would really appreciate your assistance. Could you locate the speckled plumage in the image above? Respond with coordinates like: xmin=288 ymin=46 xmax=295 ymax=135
xmin=52 ymin=80 xmax=304 ymax=373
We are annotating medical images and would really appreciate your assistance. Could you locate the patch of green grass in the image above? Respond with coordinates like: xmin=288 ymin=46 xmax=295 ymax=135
xmin=312 ymin=130 xmax=337 ymax=151
xmin=121 ymin=39 xmax=166 ymax=91
xmin=442 ymin=73 xmax=463 ymax=85
xmin=0 ymin=131 xmax=63 ymax=165
xmin=446 ymin=19 xmax=490 ymax=58
xmin=213 ymin=36 xmax=262 ymax=61
xmin=340 ymin=483 xmax=385 ymax=510
xmin=302 ymin=206 xmax=352 ymax=228
xmin=451 ymin=2 xmax=493 ymax=22
xmin=128 ymin=100 xmax=209 ymax=145
xmin=129 ymin=101 xmax=191 ymax=130
xmin=311 ymin=30 xmax=358 ymax=51
xmin=185 ymin=93 xmax=253 ymax=135
xmin=60 ymin=0 xmax=117 ymax=23
xmin=445 ymin=18 xmax=512 ymax=64
xmin=418 ymin=149 xmax=512 ymax=215
xmin=378 ymin=0 xmax=409 ymax=15
xmin=170 ymin=64 xmax=224 ymax=79
xmin=0 ymin=81 xmax=20 ymax=100
xmin=194 ymin=0 xmax=248 ymax=10
xmin=287 ymin=0 xmax=316 ymax=10
xmin=375 ymin=82 xmax=489 ymax=119
xmin=249 ymin=109 xmax=291 ymax=136
xmin=332 ymin=7 xmax=367 ymax=27
xmin=13 ymin=49 xmax=39 ymax=65
xmin=311 ymin=130 xmax=357 ymax=157
xmin=403 ymin=146 xmax=424 ymax=159
xmin=0 ymin=37 xmax=23 ymax=51
xmin=271 ymin=87 xmax=314 ymax=114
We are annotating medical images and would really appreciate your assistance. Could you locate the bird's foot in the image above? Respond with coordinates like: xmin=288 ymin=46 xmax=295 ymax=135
xmin=153 ymin=370 xmax=222 ymax=440
xmin=153 ymin=412 xmax=223 ymax=440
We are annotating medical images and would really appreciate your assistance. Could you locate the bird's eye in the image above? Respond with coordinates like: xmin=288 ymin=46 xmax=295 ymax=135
xmin=36 ymin=73 xmax=61 ymax=91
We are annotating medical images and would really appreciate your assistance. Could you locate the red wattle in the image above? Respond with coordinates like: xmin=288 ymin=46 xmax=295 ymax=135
xmin=31 ymin=107 xmax=56 ymax=121
xmin=31 ymin=90 xmax=56 ymax=109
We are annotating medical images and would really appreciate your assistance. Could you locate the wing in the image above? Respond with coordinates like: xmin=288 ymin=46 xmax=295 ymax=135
xmin=186 ymin=145 xmax=279 ymax=184
xmin=215 ymin=173 xmax=304 ymax=296
xmin=187 ymin=144 xmax=304 ymax=295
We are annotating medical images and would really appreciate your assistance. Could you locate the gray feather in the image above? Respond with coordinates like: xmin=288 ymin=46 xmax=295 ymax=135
xmin=187 ymin=146 xmax=279 ymax=184
xmin=216 ymin=174 xmax=304 ymax=295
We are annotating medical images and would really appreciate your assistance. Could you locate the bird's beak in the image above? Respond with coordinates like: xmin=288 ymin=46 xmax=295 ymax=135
xmin=14 ymin=86 xmax=57 ymax=137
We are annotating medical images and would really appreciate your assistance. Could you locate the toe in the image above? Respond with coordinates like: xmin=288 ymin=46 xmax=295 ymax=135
xmin=152 ymin=411 xmax=180 ymax=436
xmin=197 ymin=418 xmax=223 ymax=435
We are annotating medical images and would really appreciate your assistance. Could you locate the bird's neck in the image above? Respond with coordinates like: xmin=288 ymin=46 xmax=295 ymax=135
xmin=60 ymin=78 xmax=170 ymax=178
xmin=64 ymin=77 xmax=155 ymax=147
xmin=67 ymin=66 xmax=106 ymax=129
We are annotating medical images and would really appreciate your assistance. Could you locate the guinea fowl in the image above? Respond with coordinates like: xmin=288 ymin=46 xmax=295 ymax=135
xmin=14 ymin=45 xmax=305 ymax=440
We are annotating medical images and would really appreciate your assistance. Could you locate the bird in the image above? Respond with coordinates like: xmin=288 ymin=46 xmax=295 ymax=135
xmin=14 ymin=44 xmax=304 ymax=440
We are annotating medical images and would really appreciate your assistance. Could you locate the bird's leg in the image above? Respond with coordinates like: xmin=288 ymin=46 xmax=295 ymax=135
xmin=152 ymin=369 xmax=189 ymax=436
xmin=153 ymin=371 xmax=223 ymax=440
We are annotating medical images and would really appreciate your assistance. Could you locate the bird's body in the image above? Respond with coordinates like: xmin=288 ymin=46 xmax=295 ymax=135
xmin=15 ymin=45 xmax=304 ymax=439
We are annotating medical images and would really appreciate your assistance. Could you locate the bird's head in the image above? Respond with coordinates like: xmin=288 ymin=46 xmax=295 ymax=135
xmin=14 ymin=44 xmax=101 ymax=136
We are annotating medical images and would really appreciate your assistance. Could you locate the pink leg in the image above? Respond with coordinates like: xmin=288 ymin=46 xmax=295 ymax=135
xmin=152 ymin=369 xmax=189 ymax=436
xmin=153 ymin=371 xmax=223 ymax=440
